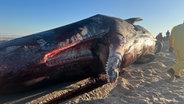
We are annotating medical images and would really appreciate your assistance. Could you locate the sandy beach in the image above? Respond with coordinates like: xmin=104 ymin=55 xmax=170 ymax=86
xmin=0 ymin=40 xmax=184 ymax=104
xmin=65 ymin=41 xmax=184 ymax=104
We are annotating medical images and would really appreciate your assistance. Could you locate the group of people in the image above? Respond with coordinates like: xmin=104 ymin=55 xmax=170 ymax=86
xmin=158 ymin=23 xmax=184 ymax=81
xmin=156 ymin=30 xmax=170 ymax=42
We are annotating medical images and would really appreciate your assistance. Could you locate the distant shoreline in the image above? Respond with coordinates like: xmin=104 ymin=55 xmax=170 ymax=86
xmin=0 ymin=38 xmax=13 ymax=41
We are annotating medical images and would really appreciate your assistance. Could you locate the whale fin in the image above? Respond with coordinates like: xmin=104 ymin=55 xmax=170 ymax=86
xmin=125 ymin=17 xmax=142 ymax=24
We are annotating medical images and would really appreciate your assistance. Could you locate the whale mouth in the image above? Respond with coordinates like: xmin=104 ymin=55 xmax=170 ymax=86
xmin=44 ymin=41 xmax=95 ymax=67
xmin=46 ymin=53 xmax=94 ymax=67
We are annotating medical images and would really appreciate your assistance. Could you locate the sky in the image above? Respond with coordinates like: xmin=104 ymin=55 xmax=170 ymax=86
xmin=0 ymin=0 xmax=184 ymax=38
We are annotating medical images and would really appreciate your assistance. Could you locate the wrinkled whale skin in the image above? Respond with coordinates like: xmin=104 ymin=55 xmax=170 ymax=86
xmin=0 ymin=14 xmax=158 ymax=93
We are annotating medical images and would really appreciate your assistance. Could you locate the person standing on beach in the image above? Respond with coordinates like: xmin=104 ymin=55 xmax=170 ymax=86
xmin=167 ymin=22 xmax=184 ymax=81
xmin=156 ymin=32 xmax=163 ymax=42
xmin=166 ymin=30 xmax=170 ymax=41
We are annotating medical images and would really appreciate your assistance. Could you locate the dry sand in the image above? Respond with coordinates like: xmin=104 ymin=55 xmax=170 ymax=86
xmin=66 ymin=41 xmax=184 ymax=104
xmin=1 ymin=40 xmax=184 ymax=104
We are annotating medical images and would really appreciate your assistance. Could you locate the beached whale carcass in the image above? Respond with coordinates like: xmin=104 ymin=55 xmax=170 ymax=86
xmin=0 ymin=14 xmax=160 ymax=93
